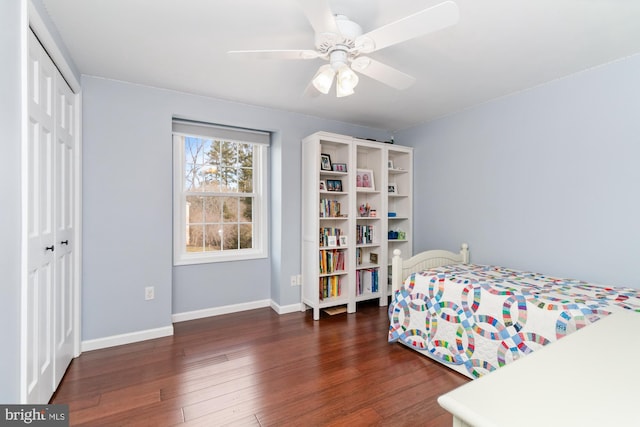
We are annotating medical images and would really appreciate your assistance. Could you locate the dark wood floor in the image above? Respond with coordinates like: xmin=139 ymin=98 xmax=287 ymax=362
xmin=51 ymin=301 xmax=469 ymax=426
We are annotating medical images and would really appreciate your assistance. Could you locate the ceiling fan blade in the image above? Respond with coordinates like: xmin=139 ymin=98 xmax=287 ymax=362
xmin=351 ymin=57 xmax=415 ymax=90
xmin=228 ymin=49 xmax=321 ymax=60
xmin=298 ymin=0 xmax=339 ymax=35
xmin=355 ymin=0 xmax=459 ymax=53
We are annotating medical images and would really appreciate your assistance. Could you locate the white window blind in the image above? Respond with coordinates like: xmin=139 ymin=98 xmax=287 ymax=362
xmin=172 ymin=119 xmax=270 ymax=146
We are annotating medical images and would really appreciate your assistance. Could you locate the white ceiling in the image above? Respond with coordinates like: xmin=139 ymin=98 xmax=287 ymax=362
xmin=41 ymin=0 xmax=640 ymax=131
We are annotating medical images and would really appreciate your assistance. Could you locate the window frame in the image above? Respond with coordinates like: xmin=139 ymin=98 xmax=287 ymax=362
xmin=172 ymin=129 xmax=268 ymax=265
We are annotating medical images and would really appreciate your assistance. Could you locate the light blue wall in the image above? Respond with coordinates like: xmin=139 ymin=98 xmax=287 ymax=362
xmin=0 ymin=0 xmax=24 ymax=404
xmin=81 ymin=76 xmax=389 ymax=340
xmin=398 ymin=54 xmax=640 ymax=288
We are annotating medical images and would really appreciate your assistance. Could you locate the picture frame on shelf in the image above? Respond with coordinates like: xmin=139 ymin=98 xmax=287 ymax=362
xmin=321 ymin=153 xmax=332 ymax=171
xmin=332 ymin=163 xmax=347 ymax=172
xmin=369 ymin=252 xmax=378 ymax=264
xmin=356 ymin=169 xmax=375 ymax=190
xmin=388 ymin=160 xmax=394 ymax=169
xmin=326 ymin=179 xmax=343 ymax=192
xmin=327 ymin=235 xmax=337 ymax=247
xmin=339 ymin=235 xmax=348 ymax=246
xmin=320 ymin=180 xmax=327 ymax=191
xmin=388 ymin=182 xmax=397 ymax=194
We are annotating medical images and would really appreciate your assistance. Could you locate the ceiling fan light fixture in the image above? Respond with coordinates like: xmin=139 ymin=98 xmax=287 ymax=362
xmin=336 ymin=83 xmax=355 ymax=98
xmin=312 ymin=65 xmax=336 ymax=94
xmin=336 ymin=66 xmax=359 ymax=97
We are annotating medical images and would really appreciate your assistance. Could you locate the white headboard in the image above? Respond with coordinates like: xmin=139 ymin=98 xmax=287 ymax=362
xmin=391 ymin=243 xmax=469 ymax=293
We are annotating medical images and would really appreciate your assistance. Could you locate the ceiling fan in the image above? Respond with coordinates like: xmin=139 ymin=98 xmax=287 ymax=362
xmin=228 ymin=0 xmax=459 ymax=97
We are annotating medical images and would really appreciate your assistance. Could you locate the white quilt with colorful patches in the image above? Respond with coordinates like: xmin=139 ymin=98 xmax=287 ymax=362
xmin=388 ymin=264 xmax=640 ymax=379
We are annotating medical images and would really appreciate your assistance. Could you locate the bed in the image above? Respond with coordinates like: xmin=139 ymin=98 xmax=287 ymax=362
xmin=388 ymin=244 xmax=640 ymax=379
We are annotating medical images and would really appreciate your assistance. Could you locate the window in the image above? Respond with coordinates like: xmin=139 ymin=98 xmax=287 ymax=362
xmin=173 ymin=119 xmax=269 ymax=264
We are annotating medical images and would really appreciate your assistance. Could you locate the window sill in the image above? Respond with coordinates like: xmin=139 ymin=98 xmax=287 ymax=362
xmin=174 ymin=249 xmax=268 ymax=266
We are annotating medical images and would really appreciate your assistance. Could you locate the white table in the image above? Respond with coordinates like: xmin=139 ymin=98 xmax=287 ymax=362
xmin=437 ymin=310 xmax=640 ymax=427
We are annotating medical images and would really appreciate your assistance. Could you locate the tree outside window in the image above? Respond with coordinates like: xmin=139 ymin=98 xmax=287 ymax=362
xmin=173 ymin=127 xmax=267 ymax=264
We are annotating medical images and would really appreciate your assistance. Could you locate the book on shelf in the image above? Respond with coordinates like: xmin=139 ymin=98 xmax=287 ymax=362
xmin=319 ymin=199 xmax=341 ymax=218
xmin=319 ymin=227 xmax=344 ymax=247
xmin=319 ymin=275 xmax=341 ymax=300
xmin=356 ymin=224 xmax=375 ymax=244
xmin=356 ymin=268 xmax=379 ymax=295
xmin=319 ymin=249 xmax=345 ymax=274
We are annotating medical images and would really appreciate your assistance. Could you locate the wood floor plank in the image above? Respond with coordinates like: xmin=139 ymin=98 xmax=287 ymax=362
xmin=74 ymin=402 xmax=185 ymax=427
xmin=70 ymin=390 xmax=161 ymax=425
xmin=182 ymin=366 xmax=363 ymax=424
xmin=181 ymin=412 xmax=261 ymax=427
xmin=267 ymin=370 xmax=432 ymax=426
xmin=51 ymin=301 xmax=470 ymax=426
xmin=326 ymin=407 xmax=384 ymax=426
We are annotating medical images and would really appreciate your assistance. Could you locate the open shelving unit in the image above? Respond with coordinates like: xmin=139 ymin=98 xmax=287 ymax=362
xmin=386 ymin=145 xmax=413 ymax=295
xmin=302 ymin=132 xmax=413 ymax=320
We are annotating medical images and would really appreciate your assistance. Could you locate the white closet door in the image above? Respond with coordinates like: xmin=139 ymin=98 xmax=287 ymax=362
xmin=26 ymin=30 xmax=56 ymax=404
xmin=25 ymin=30 xmax=77 ymax=404
xmin=53 ymin=70 xmax=76 ymax=387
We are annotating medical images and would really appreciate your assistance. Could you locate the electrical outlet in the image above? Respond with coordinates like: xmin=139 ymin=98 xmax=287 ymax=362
xmin=296 ymin=274 xmax=302 ymax=285
xmin=145 ymin=286 xmax=155 ymax=300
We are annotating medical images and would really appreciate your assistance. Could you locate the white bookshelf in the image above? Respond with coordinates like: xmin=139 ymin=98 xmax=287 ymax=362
xmin=302 ymin=132 xmax=413 ymax=320
xmin=386 ymin=145 xmax=413 ymax=295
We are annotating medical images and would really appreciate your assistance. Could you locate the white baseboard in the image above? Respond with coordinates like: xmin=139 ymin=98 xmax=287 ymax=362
xmin=81 ymin=325 xmax=174 ymax=352
xmin=81 ymin=300 xmax=305 ymax=352
xmin=271 ymin=301 xmax=305 ymax=314
xmin=172 ymin=299 xmax=272 ymax=323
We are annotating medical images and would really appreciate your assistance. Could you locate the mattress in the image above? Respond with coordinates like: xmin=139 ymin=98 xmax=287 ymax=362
xmin=388 ymin=264 xmax=640 ymax=378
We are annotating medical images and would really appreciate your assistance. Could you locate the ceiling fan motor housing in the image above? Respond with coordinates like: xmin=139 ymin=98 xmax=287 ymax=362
xmin=329 ymin=49 xmax=348 ymax=70
xmin=315 ymin=15 xmax=362 ymax=54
